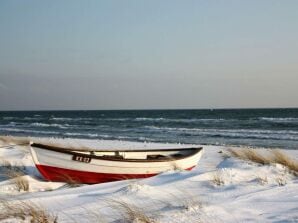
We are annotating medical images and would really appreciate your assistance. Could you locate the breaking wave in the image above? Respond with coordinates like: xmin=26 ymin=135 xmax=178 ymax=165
xmin=259 ymin=117 xmax=298 ymax=123
xmin=30 ymin=122 xmax=71 ymax=129
xmin=0 ymin=128 xmax=60 ymax=135
xmin=2 ymin=117 xmax=14 ymax=120
xmin=1 ymin=109 xmax=298 ymax=149
xmin=135 ymin=117 xmax=226 ymax=122
xmin=144 ymin=126 xmax=298 ymax=141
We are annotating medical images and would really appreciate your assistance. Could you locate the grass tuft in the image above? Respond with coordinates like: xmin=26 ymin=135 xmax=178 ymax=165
xmin=242 ymin=149 xmax=270 ymax=165
xmin=0 ymin=158 xmax=29 ymax=191
xmin=60 ymin=174 xmax=82 ymax=188
xmin=275 ymin=175 xmax=287 ymax=186
xmin=228 ymin=148 xmax=269 ymax=165
xmin=212 ymin=170 xmax=225 ymax=186
xmin=168 ymin=189 xmax=204 ymax=212
xmin=0 ymin=136 xmax=30 ymax=147
xmin=228 ymin=148 xmax=245 ymax=159
xmin=9 ymin=172 xmax=30 ymax=192
xmin=0 ymin=200 xmax=57 ymax=223
xmin=256 ymin=175 xmax=268 ymax=185
xmin=271 ymin=150 xmax=298 ymax=176
xmin=228 ymin=148 xmax=298 ymax=176
xmin=0 ymin=157 xmax=26 ymax=174
xmin=108 ymin=199 xmax=156 ymax=223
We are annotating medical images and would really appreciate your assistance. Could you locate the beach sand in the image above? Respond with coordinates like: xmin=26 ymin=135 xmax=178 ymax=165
xmin=0 ymin=136 xmax=297 ymax=222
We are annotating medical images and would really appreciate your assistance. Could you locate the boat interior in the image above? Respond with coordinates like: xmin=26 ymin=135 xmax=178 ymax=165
xmin=79 ymin=150 xmax=196 ymax=160
xmin=31 ymin=143 xmax=202 ymax=161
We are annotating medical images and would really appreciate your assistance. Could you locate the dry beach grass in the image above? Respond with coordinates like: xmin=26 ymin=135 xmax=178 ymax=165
xmin=0 ymin=136 xmax=297 ymax=222
xmin=228 ymin=148 xmax=269 ymax=165
xmin=8 ymin=171 xmax=30 ymax=191
xmin=0 ymin=199 xmax=57 ymax=223
xmin=271 ymin=150 xmax=298 ymax=175
xmin=228 ymin=148 xmax=298 ymax=176
xmin=0 ymin=157 xmax=30 ymax=191
xmin=108 ymin=199 xmax=157 ymax=223
xmin=0 ymin=136 xmax=30 ymax=148
xmin=212 ymin=170 xmax=225 ymax=186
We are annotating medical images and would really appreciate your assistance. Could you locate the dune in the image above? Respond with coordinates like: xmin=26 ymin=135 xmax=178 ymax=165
xmin=0 ymin=136 xmax=297 ymax=222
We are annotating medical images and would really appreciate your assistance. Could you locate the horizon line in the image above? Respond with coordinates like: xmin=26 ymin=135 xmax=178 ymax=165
xmin=1 ymin=107 xmax=298 ymax=112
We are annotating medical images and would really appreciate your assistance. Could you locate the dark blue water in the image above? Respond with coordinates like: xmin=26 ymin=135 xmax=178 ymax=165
xmin=1 ymin=109 xmax=298 ymax=149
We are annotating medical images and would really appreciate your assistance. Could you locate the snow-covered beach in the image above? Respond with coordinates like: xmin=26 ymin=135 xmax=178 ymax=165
xmin=1 ymin=136 xmax=297 ymax=222
xmin=2 ymin=0 xmax=298 ymax=221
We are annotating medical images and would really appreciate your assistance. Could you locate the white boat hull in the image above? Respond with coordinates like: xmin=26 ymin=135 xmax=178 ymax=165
xmin=30 ymin=144 xmax=203 ymax=183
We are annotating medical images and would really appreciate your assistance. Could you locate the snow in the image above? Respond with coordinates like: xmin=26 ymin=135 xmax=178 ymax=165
xmin=0 ymin=136 xmax=298 ymax=222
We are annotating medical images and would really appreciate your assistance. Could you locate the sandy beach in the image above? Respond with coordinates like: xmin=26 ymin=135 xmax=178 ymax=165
xmin=1 ymin=1 xmax=298 ymax=222
xmin=0 ymin=136 xmax=297 ymax=222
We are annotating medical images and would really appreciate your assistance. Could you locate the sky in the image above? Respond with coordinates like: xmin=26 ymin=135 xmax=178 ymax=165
xmin=0 ymin=0 xmax=297 ymax=110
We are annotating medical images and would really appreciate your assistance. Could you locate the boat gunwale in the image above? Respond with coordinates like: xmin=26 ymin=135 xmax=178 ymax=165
xmin=30 ymin=143 xmax=203 ymax=162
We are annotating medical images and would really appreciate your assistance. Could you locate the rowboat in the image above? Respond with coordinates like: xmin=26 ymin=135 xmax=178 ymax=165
xmin=30 ymin=142 xmax=203 ymax=184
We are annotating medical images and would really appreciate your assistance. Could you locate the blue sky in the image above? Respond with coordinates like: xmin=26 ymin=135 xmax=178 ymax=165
xmin=0 ymin=0 xmax=297 ymax=110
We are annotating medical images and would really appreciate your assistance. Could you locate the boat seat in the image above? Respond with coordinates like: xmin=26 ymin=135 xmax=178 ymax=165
xmin=102 ymin=155 xmax=124 ymax=160
xmin=147 ymin=154 xmax=167 ymax=160
xmin=170 ymin=153 xmax=183 ymax=158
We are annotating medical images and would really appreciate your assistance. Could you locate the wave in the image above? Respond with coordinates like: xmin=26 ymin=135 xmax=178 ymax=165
xmin=23 ymin=117 xmax=43 ymax=120
xmin=145 ymin=125 xmax=298 ymax=134
xmin=30 ymin=122 xmax=71 ymax=129
xmin=67 ymin=117 xmax=231 ymax=123
xmin=2 ymin=117 xmax=15 ymax=120
xmin=0 ymin=127 xmax=60 ymax=135
xmin=8 ymin=122 xmax=17 ymax=126
xmin=135 ymin=117 xmax=229 ymax=123
xmin=63 ymin=132 xmax=152 ymax=141
xmin=259 ymin=117 xmax=298 ymax=123
xmin=43 ymin=116 xmax=234 ymax=123
xmin=64 ymin=132 xmax=100 ymax=137
xmin=144 ymin=126 xmax=298 ymax=141
xmin=135 ymin=117 xmax=165 ymax=121
xmin=50 ymin=117 xmax=94 ymax=121
xmin=63 ymin=132 xmax=134 ymax=140
xmin=0 ymin=122 xmax=18 ymax=128
xmin=145 ymin=126 xmax=298 ymax=134
xmin=50 ymin=117 xmax=74 ymax=121
xmin=105 ymin=118 xmax=133 ymax=121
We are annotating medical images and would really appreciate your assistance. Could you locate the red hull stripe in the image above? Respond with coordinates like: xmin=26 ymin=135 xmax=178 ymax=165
xmin=36 ymin=164 xmax=195 ymax=184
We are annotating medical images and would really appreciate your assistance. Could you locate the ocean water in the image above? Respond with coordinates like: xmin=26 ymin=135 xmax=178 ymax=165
xmin=0 ymin=109 xmax=298 ymax=149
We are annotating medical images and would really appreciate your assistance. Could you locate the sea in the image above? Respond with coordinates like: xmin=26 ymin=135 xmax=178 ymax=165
xmin=0 ymin=109 xmax=298 ymax=150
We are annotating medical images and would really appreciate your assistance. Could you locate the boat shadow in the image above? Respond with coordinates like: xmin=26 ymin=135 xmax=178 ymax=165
xmin=0 ymin=165 xmax=44 ymax=182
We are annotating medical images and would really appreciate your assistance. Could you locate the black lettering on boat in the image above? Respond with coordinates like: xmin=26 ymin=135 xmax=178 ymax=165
xmin=72 ymin=154 xmax=91 ymax=163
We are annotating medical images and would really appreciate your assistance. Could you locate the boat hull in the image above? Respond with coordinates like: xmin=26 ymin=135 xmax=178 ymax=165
xmin=30 ymin=144 xmax=203 ymax=184
xmin=36 ymin=164 xmax=195 ymax=184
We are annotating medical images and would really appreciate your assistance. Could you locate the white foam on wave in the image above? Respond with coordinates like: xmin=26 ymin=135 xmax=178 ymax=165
xmin=30 ymin=122 xmax=71 ymax=129
xmin=50 ymin=117 xmax=73 ymax=121
xmin=135 ymin=117 xmax=165 ymax=121
xmin=24 ymin=117 xmax=43 ymax=121
xmin=103 ymin=118 xmax=132 ymax=121
xmin=145 ymin=126 xmax=298 ymax=134
xmin=144 ymin=126 xmax=298 ymax=140
xmin=64 ymin=132 xmax=99 ymax=137
xmin=68 ymin=117 xmax=232 ymax=122
xmin=259 ymin=117 xmax=298 ymax=123
xmin=50 ymin=117 xmax=94 ymax=121
xmin=2 ymin=117 xmax=14 ymax=120
xmin=135 ymin=117 xmax=228 ymax=123
xmin=0 ymin=127 xmax=60 ymax=135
